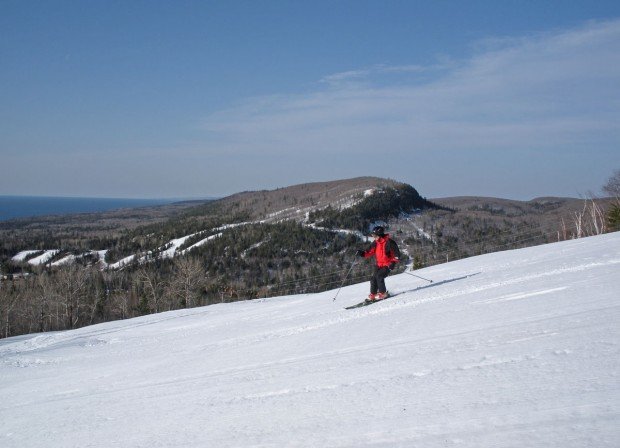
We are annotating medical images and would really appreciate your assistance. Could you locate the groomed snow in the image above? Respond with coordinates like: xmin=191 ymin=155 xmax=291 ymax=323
xmin=11 ymin=249 xmax=60 ymax=265
xmin=107 ymin=253 xmax=136 ymax=270
xmin=1 ymin=233 xmax=619 ymax=447
xmin=26 ymin=250 xmax=59 ymax=266
xmin=11 ymin=250 xmax=40 ymax=262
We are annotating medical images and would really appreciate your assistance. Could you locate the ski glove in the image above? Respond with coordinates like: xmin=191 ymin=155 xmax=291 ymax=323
xmin=388 ymin=262 xmax=397 ymax=271
xmin=356 ymin=250 xmax=365 ymax=257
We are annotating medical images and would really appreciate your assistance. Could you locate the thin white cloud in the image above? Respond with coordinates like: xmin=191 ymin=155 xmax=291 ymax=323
xmin=200 ymin=19 xmax=620 ymax=158
xmin=319 ymin=64 xmax=430 ymax=85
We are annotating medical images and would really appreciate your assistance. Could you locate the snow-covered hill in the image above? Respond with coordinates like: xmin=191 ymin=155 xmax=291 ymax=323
xmin=1 ymin=233 xmax=619 ymax=447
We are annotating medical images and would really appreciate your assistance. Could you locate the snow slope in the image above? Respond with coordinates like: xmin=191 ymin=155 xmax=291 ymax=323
xmin=1 ymin=233 xmax=619 ymax=447
xmin=11 ymin=250 xmax=60 ymax=265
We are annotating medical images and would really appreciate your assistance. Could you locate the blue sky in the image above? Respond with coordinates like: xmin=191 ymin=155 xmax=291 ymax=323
xmin=1 ymin=1 xmax=619 ymax=199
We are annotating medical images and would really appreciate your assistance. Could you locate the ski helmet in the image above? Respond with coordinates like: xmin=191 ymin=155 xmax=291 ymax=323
xmin=371 ymin=225 xmax=385 ymax=236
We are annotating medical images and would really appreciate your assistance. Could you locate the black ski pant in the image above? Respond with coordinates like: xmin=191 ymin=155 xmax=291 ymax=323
xmin=370 ymin=266 xmax=391 ymax=294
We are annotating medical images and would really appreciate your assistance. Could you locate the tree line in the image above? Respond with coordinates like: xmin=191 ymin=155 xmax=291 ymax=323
xmin=0 ymin=222 xmax=365 ymax=339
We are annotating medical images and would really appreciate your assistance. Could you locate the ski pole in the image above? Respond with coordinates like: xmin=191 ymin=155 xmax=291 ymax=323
xmin=404 ymin=270 xmax=433 ymax=283
xmin=333 ymin=258 xmax=358 ymax=301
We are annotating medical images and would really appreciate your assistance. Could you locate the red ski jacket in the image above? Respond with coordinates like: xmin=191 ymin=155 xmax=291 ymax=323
xmin=362 ymin=234 xmax=400 ymax=268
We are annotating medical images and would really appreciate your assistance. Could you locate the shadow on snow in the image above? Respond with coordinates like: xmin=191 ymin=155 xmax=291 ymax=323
xmin=397 ymin=272 xmax=481 ymax=295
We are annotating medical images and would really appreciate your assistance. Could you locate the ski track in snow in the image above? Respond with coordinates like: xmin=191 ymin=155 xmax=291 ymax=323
xmin=0 ymin=233 xmax=619 ymax=447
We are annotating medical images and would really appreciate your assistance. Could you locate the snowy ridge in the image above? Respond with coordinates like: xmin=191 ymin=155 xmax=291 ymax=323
xmin=1 ymin=233 xmax=618 ymax=447
xmin=260 ymin=187 xmax=376 ymax=223
xmin=7 ymin=186 xmax=378 ymax=269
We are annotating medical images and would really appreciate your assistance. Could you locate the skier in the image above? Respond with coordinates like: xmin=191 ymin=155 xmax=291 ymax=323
xmin=356 ymin=225 xmax=400 ymax=302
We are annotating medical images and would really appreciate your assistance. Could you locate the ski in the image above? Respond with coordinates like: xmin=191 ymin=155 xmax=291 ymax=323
xmin=345 ymin=295 xmax=391 ymax=309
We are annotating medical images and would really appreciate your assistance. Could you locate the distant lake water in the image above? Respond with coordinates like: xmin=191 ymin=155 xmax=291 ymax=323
xmin=0 ymin=196 xmax=179 ymax=222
